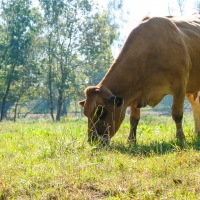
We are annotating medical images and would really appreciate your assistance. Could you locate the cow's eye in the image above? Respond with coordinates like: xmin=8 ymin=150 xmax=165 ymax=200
xmin=95 ymin=106 xmax=107 ymax=120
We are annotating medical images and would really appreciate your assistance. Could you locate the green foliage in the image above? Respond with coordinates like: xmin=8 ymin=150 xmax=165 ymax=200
xmin=0 ymin=0 xmax=42 ymax=120
xmin=0 ymin=116 xmax=199 ymax=199
xmin=2 ymin=0 xmax=35 ymax=65
xmin=38 ymin=0 xmax=119 ymax=120
xmin=0 ymin=0 xmax=121 ymax=119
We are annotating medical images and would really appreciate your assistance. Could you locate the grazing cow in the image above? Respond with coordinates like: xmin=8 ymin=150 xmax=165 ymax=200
xmin=79 ymin=16 xmax=200 ymax=144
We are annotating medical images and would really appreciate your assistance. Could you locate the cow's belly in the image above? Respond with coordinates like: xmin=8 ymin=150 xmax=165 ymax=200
xmin=148 ymin=97 xmax=164 ymax=107
xmin=147 ymin=86 xmax=170 ymax=107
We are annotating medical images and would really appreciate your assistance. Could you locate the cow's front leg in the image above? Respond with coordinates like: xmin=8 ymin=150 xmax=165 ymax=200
xmin=127 ymin=106 xmax=140 ymax=144
xmin=172 ymin=92 xmax=186 ymax=143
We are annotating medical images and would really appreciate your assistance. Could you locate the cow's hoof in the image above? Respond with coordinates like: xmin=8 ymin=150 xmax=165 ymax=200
xmin=176 ymin=130 xmax=186 ymax=145
xmin=127 ymin=138 xmax=137 ymax=145
xmin=176 ymin=137 xmax=186 ymax=147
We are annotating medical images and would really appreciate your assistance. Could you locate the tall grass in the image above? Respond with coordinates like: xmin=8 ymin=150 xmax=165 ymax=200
xmin=0 ymin=116 xmax=199 ymax=199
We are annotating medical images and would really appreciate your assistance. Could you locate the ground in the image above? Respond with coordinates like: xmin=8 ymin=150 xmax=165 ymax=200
xmin=0 ymin=115 xmax=199 ymax=199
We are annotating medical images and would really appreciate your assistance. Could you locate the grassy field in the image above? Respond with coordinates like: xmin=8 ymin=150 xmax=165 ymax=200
xmin=0 ymin=115 xmax=200 ymax=199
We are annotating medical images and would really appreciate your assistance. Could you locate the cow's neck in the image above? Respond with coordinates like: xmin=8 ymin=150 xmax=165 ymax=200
xmin=100 ymin=63 xmax=128 ymax=92
xmin=99 ymin=60 xmax=145 ymax=106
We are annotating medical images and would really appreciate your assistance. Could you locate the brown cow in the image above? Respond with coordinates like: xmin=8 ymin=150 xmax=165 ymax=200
xmin=79 ymin=16 xmax=200 ymax=144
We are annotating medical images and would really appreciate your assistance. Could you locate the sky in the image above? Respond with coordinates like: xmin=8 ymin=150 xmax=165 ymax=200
xmin=96 ymin=0 xmax=198 ymax=30
xmin=120 ymin=0 xmax=194 ymax=15
xmin=122 ymin=0 xmax=197 ymax=19
xmin=97 ymin=0 xmax=198 ymax=24
xmin=95 ymin=0 xmax=198 ymax=54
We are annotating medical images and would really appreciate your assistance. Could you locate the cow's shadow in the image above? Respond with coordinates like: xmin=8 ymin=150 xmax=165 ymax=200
xmin=102 ymin=137 xmax=200 ymax=156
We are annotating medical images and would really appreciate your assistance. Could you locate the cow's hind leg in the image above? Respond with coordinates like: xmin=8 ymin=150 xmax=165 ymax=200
xmin=127 ymin=106 xmax=140 ymax=144
xmin=186 ymin=93 xmax=200 ymax=135
xmin=172 ymin=90 xmax=186 ymax=143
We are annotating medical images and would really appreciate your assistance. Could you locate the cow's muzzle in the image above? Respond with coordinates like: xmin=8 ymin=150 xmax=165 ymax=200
xmin=88 ymin=134 xmax=110 ymax=145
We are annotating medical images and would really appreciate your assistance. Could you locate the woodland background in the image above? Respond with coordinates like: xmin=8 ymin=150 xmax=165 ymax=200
xmin=0 ymin=0 xmax=199 ymax=121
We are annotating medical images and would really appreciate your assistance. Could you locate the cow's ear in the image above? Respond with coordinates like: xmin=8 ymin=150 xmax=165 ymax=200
xmin=85 ymin=86 xmax=100 ymax=96
xmin=79 ymin=100 xmax=85 ymax=107
xmin=108 ymin=96 xmax=123 ymax=107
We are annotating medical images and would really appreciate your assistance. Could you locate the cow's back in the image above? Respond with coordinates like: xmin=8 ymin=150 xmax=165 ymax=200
xmin=101 ymin=16 xmax=200 ymax=103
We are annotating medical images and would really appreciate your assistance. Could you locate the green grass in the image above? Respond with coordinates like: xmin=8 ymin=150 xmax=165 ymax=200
xmin=0 ymin=116 xmax=199 ymax=199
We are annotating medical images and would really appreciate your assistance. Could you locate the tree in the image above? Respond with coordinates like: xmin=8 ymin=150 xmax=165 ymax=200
xmin=0 ymin=0 xmax=121 ymax=120
xmin=195 ymin=0 xmax=200 ymax=12
xmin=39 ymin=0 xmax=118 ymax=121
xmin=80 ymin=11 xmax=118 ymax=85
xmin=177 ymin=0 xmax=186 ymax=16
xmin=0 ymin=0 xmax=41 ymax=121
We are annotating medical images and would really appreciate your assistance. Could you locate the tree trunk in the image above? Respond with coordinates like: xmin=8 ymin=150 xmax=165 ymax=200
xmin=0 ymin=66 xmax=14 ymax=121
xmin=177 ymin=0 xmax=185 ymax=16
xmin=49 ymin=90 xmax=55 ymax=121
xmin=48 ymin=64 xmax=54 ymax=121
xmin=56 ymin=89 xmax=63 ymax=121
xmin=61 ymin=97 xmax=70 ymax=116
xmin=48 ymin=36 xmax=55 ymax=121
xmin=13 ymin=101 xmax=19 ymax=122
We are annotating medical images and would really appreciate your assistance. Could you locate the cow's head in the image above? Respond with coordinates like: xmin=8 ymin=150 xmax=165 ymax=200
xmin=79 ymin=86 xmax=126 ymax=145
